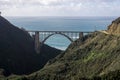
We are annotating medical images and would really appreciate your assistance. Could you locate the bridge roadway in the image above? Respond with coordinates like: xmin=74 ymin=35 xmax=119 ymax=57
xmin=27 ymin=31 xmax=94 ymax=53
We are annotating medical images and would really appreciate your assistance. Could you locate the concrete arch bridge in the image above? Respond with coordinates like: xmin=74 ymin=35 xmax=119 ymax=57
xmin=27 ymin=31 xmax=93 ymax=53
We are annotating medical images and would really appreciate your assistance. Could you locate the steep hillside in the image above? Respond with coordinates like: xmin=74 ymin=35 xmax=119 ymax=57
xmin=0 ymin=16 xmax=61 ymax=76
xmin=26 ymin=17 xmax=120 ymax=80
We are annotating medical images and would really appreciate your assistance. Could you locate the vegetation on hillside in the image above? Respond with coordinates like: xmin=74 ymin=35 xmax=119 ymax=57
xmin=25 ymin=32 xmax=120 ymax=80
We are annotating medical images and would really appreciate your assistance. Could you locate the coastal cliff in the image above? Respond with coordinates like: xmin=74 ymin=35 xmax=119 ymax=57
xmin=25 ymin=17 xmax=120 ymax=80
xmin=1 ymin=17 xmax=120 ymax=80
xmin=0 ymin=16 xmax=61 ymax=77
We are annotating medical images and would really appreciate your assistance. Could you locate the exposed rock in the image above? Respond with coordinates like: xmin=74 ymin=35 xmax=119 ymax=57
xmin=107 ymin=17 xmax=120 ymax=34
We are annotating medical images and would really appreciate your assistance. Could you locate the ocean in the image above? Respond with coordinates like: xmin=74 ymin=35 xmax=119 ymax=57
xmin=6 ymin=16 xmax=116 ymax=50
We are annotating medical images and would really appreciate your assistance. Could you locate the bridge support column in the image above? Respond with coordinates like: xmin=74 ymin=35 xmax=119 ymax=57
xmin=79 ymin=32 xmax=83 ymax=40
xmin=35 ymin=32 xmax=40 ymax=53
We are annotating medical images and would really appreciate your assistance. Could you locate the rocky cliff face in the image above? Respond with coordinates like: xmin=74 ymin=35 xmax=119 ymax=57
xmin=107 ymin=17 xmax=120 ymax=34
xmin=25 ymin=17 xmax=120 ymax=80
xmin=0 ymin=16 xmax=61 ymax=76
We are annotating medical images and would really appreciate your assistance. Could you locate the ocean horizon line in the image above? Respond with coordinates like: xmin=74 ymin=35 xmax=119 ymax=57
xmin=4 ymin=16 xmax=118 ymax=18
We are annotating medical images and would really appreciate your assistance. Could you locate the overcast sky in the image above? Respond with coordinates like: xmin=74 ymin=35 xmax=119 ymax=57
xmin=0 ymin=0 xmax=120 ymax=16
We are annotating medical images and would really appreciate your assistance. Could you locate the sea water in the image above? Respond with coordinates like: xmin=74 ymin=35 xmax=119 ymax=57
xmin=6 ymin=16 xmax=116 ymax=50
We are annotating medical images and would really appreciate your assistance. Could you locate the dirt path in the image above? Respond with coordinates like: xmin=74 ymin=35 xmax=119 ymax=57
xmin=99 ymin=30 xmax=110 ymax=35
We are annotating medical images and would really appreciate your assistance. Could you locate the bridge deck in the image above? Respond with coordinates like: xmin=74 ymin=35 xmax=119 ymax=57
xmin=27 ymin=30 xmax=93 ymax=33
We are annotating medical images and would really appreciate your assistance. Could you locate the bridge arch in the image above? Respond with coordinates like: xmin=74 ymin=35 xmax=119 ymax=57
xmin=28 ymin=31 xmax=93 ymax=53
xmin=42 ymin=33 xmax=73 ymax=44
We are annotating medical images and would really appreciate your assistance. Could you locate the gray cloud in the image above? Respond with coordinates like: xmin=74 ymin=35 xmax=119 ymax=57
xmin=0 ymin=0 xmax=119 ymax=8
xmin=0 ymin=0 xmax=120 ymax=16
